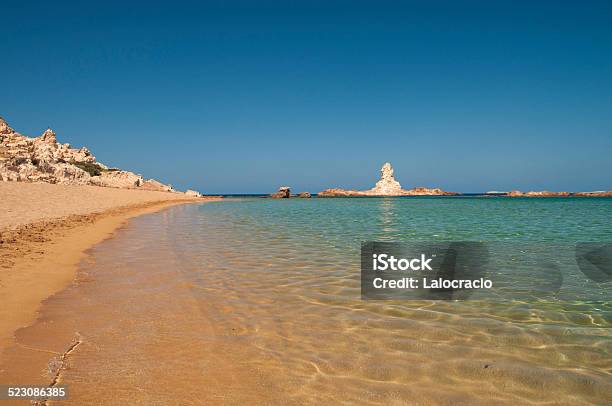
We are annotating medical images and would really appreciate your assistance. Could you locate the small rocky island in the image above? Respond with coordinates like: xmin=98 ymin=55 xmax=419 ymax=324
xmin=318 ymin=163 xmax=458 ymax=197
xmin=269 ymin=186 xmax=311 ymax=198
xmin=503 ymin=190 xmax=612 ymax=197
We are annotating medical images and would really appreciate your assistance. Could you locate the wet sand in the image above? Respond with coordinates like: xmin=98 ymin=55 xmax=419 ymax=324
xmin=0 ymin=182 xmax=215 ymax=357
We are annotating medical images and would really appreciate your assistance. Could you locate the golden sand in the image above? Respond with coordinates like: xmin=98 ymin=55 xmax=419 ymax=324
xmin=0 ymin=182 xmax=215 ymax=355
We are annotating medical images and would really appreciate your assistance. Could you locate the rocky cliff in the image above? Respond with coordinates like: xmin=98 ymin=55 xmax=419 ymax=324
xmin=318 ymin=163 xmax=458 ymax=197
xmin=0 ymin=116 xmax=200 ymax=195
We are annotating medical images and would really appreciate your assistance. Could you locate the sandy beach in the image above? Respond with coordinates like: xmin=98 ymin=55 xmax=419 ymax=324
xmin=0 ymin=182 xmax=214 ymax=355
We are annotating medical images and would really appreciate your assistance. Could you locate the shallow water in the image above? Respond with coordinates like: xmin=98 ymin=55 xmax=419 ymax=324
xmin=4 ymin=197 xmax=612 ymax=404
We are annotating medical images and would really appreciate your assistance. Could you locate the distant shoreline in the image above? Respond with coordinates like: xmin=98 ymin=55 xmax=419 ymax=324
xmin=211 ymin=193 xmax=612 ymax=198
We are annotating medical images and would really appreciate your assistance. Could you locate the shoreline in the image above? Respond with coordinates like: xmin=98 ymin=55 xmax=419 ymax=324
xmin=0 ymin=183 xmax=219 ymax=355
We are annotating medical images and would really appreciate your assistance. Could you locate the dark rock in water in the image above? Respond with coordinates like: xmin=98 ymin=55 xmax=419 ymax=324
xmin=270 ymin=186 xmax=291 ymax=198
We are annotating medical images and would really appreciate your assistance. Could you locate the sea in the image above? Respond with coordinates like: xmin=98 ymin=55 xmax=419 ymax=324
xmin=3 ymin=196 xmax=611 ymax=404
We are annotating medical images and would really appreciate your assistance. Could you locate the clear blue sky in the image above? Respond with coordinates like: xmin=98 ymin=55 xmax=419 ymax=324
xmin=2 ymin=1 xmax=611 ymax=193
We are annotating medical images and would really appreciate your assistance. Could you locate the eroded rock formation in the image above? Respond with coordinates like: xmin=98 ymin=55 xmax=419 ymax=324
xmin=318 ymin=163 xmax=458 ymax=197
xmin=270 ymin=186 xmax=291 ymax=198
xmin=0 ymin=116 xmax=202 ymax=196
xmin=370 ymin=162 xmax=403 ymax=194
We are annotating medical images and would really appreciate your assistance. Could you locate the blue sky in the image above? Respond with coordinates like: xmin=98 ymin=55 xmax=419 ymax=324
xmin=2 ymin=1 xmax=611 ymax=193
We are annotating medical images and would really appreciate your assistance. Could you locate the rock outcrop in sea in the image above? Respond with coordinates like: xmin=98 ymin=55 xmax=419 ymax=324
xmin=0 ymin=116 xmax=202 ymax=195
xmin=318 ymin=163 xmax=458 ymax=197
xmin=270 ymin=186 xmax=291 ymax=198
xmin=269 ymin=187 xmax=312 ymax=198
xmin=504 ymin=190 xmax=612 ymax=197
xmin=505 ymin=190 xmax=570 ymax=197
xmin=573 ymin=191 xmax=612 ymax=197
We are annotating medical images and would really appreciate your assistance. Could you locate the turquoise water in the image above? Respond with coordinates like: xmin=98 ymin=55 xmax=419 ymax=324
xmin=203 ymin=196 xmax=612 ymax=243
xmin=189 ymin=196 xmax=612 ymax=302
xmin=163 ymin=197 xmax=610 ymax=403
xmin=30 ymin=197 xmax=612 ymax=404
